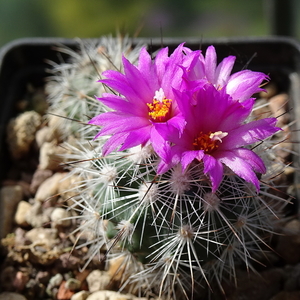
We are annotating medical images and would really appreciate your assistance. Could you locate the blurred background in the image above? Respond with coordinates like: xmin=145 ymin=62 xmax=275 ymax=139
xmin=0 ymin=0 xmax=299 ymax=47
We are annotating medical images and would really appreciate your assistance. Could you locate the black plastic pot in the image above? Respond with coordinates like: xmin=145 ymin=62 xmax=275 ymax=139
xmin=0 ymin=35 xmax=300 ymax=193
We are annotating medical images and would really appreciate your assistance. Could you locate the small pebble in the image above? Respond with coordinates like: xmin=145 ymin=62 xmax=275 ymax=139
xmin=268 ymin=93 xmax=289 ymax=127
xmin=86 ymin=291 xmax=134 ymax=300
xmin=13 ymin=271 xmax=29 ymax=292
xmin=47 ymin=273 xmax=63 ymax=290
xmin=36 ymin=271 xmax=50 ymax=284
xmin=58 ymin=253 xmax=80 ymax=269
xmin=57 ymin=281 xmax=75 ymax=300
xmin=25 ymin=227 xmax=58 ymax=248
xmin=71 ymin=291 xmax=90 ymax=300
xmin=14 ymin=201 xmax=32 ymax=226
xmin=35 ymin=172 xmax=67 ymax=202
xmin=35 ymin=126 xmax=57 ymax=148
xmin=0 ymin=292 xmax=28 ymax=300
xmin=25 ymin=201 xmax=51 ymax=228
xmin=6 ymin=110 xmax=42 ymax=159
xmin=30 ymin=169 xmax=53 ymax=194
xmin=65 ymin=278 xmax=81 ymax=291
xmin=86 ymin=270 xmax=112 ymax=293
xmin=39 ymin=141 xmax=66 ymax=171
xmin=50 ymin=207 xmax=71 ymax=228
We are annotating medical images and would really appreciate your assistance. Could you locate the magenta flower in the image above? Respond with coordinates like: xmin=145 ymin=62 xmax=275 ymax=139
xmin=89 ymin=42 xmax=280 ymax=192
xmin=89 ymin=44 xmax=192 ymax=155
xmin=158 ymin=84 xmax=280 ymax=192
xmin=182 ymin=45 xmax=269 ymax=102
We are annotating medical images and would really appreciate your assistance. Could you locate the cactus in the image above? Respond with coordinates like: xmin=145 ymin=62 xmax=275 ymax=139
xmin=46 ymin=36 xmax=292 ymax=299
xmin=46 ymin=35 xmax=145 ymax=140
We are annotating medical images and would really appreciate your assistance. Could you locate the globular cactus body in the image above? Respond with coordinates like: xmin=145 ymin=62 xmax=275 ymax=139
xmin=46 ymin=36 xmax=291 ymax=299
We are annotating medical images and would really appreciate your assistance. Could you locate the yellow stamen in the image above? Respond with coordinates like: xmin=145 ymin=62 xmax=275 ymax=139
xmin=147 ymin=98 xmax=172 ymax=122
xmin=193 ymin=131 xmax=227 ymax=153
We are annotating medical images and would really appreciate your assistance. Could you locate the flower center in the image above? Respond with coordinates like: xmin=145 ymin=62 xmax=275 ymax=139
xmin=193 ymin=131 xmax=228 ymax=154
xmin=147 ymin=88 xmax=172 ymax=122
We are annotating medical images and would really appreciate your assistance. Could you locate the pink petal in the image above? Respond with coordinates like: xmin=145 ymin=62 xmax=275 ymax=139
xmin=217 ymin=149 xmax=261 ymax=191
xmin=215 ymin=55 xmax=236 ymax=87
xmin=217 ymin=97 xmax=255 ymax=131
xmin=102 ymin=132 xmax=128 ymax=155
xmin=153 ymin=115 xmax=186 ymax=141
xmin=205 ymin=46 xmax=217 ymax=83
xmin=122 ymin=56 xmax=154 ymax=101
xmin=154 ymin=47 xmax=169 ymax=79
xmin=137 ymin=47 xmax=152 ymax=73
xmin=181 ymin=150 xmax=202 ymax=170
xmin=137 ymin=48 xmax=160 ymax=92
xmin=100 ymin=77 xmax=135 ymax=99
xmin=183 ymin=51 xmax=205 ymax=82
xmin=89 ymin=111 xmax=122 ymax=126
xmin=119 ymin=126 xmax=151 ymax=151
xmin=161 ymin=43 xmax=186 ymax=93
xmin=157 ymin=159 xmax=172 ymax=174
xmin=230 ymin=148 xmax=266 ymax=173
xmin=96 ymin=94 xmax=146 ymax=116
xmin=226 ymin=70 xmax=268 ymax=102
xmin=92 ymin=114 xmax=149 ymax=136
xmin=150 ymin=127 xmax=172 ymax=162
xmin=222 ymin=118 xmax=279 ymax=149
xmin=203 ymin=155 xmax=224 ymax=192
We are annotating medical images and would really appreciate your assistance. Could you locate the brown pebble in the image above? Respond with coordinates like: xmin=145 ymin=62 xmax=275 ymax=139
xmin=30 ymin=169 xmax=53 ymax=194
xmin=75 ymin=269 xmax=90 ymax=285
xmin=58 ymin=253 xmax=80 ymax=269
xmin=13 ymin=271 xmax=29 ymax=292
xmin=268 ymin=93 xmax=289 ymax=127
xmin=57 ymin=281 xmax=75 ymax=300
xmin=36 ymin=271 xmax=50 ymax=284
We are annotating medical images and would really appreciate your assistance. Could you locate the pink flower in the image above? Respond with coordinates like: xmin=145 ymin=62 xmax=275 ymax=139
xmin=89 ymin=44 xmax=192 ymax=155
xmin=90 ymin=42 xmax=280 ymax=192
xmin=183 ymin=45 xmax=269 ymax=102
xmin=158 ymin=84 xmax=280 ymax=192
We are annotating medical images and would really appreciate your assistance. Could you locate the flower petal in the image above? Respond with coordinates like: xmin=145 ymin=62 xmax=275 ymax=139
xmin=119 ymin=126 xmax=151 ymax=151
xmin=150 ymin=127 xmax=172 ymax=161
xmin=222 ymin=118 xmax=280 ymax=149
xmin=226 ymin=70 xmax=269 ymax=102
xmin=215 ymin=55 xmax=236 ymax=87
xmin=217 ymin=149 xmax=261 ymax=191
xmin=230 ymin=148 xmax=266 ymax=173
xmin=203 ymin=155 xmax=224 ymax=192
xmin=90 ymin=113 xmax=149 ymax=136
xmin=102 ymin=132 xmax=128 ymax=155
xmin=182 ymin=150 xmax=203 ymax=170
xmin=100 ymin=71 xmax=137 ymax=98
xmin=205 ymin=46 xmax=217 ymax=83
xmin=161 ymin=43 xmax=188 ymax=95
xmin=96 ymin=94 xmax=145 ymax=116
xmin=122 ymin=56 xmax=154 ymax=101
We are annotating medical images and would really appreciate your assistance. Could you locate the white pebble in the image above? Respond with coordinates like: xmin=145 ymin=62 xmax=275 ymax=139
xmin=50 ymin=207 xmax=71 ymax=227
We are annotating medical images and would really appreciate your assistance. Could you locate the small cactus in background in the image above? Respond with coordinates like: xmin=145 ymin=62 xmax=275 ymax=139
xmin=46 ymin=35 xmax=292 ymax=299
